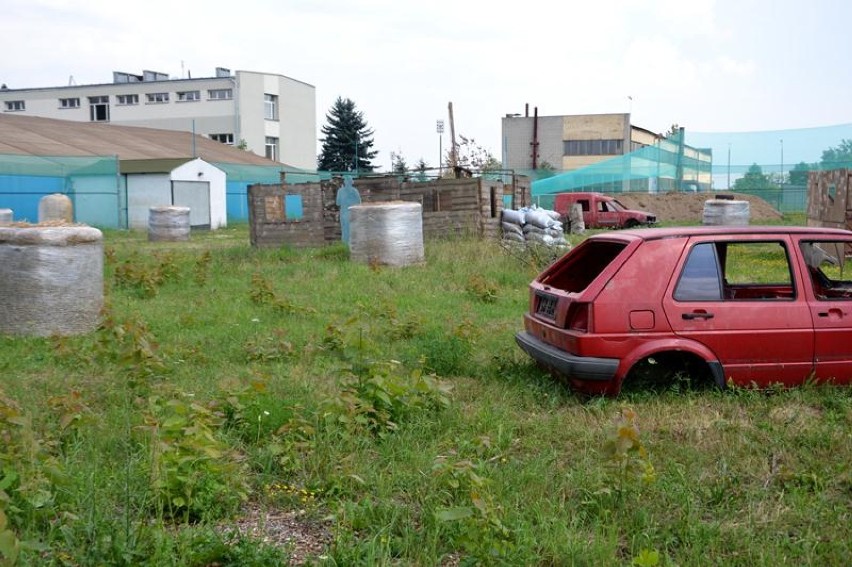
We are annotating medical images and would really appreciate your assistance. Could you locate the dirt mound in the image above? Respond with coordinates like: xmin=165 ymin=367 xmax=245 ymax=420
xmin=615 ymin=192 xmax=783 ymax=224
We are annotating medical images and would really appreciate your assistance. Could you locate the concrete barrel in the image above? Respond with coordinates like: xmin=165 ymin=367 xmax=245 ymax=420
xmin=349 ymin=201 xmax=425 ymax=267
xmin=38 ymin=193 xmax=73 ymax=223
xmin=0 ymin=226 xmax=104 ymax=336
xmin=148 ymin=206 xmax=191 ymax=242
xmin=0 ymin=209 xmax=12 ymax=225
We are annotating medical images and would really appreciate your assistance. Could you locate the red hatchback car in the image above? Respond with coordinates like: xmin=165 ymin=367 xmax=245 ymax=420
xmin=516 ymin=226 xmax=852 ymax=395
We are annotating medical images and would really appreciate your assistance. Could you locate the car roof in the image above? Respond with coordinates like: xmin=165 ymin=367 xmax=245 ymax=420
xmin=590 ymin=225 xmax=852 ymax=242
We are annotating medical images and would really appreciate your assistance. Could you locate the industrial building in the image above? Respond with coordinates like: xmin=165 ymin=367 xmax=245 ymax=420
xmin=502 ymin=110 xmax=713 ymax=194
xmin=0 ymin=67 xmax=316 ymax=171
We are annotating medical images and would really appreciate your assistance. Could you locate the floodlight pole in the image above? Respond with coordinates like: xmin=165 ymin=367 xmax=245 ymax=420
xmin=437 ymin=119 xmax=444 ymax=177
xmin=727 ymin=143 xmax=731 ymax=189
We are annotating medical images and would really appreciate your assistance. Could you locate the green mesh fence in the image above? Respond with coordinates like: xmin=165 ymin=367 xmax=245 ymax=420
xmin=527 ymin=123 xmax=852 ymax=214
xmin=0 ymin=154 xmax=119 ymax=226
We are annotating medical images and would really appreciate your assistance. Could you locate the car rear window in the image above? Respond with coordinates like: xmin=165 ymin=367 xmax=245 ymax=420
xmin=539 ymin=240 xmax=627 ymax=292
xmin=674 ymin=242 xmax=722 ymax=300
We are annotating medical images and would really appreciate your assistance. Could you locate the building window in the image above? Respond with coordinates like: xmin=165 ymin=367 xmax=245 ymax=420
xmin=59 ymin=97 xmax=80 ymax=109
xmin=264 ymin=94 xmax=278 ymax=120
xmin=265 ymin=137 xmax=279 ymax=161
xmin=563 ymin=139 xmax=624 ymax=156
xmin=88 ymin=96 xmax=109 ymax=122
xmin=177 ymin=90 xmax=200 ymax=102
xmin=146 ymin=92 xmax=169 ymax=104
xmin=116 ymin=94 xmax=139 ymax=105
xmin=4 ymin=100 xmax=25 ymax=112
xmin=208 ymin=88 xmax=233 ymax=100
xmin=210 ymin=133 xmax=234 ymax=145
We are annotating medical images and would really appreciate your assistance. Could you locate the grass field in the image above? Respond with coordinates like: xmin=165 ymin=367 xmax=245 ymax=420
xmin=1 ymin=222 xmax=850 ymax=566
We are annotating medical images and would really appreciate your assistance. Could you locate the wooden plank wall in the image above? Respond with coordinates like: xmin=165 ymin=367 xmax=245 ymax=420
xmin=807 ymin=169 xmax=850 ymax=229
xmin=249 ymin=174 xmax=531 ymax=247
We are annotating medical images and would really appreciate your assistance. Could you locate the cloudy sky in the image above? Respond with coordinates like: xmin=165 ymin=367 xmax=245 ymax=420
xmin=3 ymin=0 xmax=851 ymax=170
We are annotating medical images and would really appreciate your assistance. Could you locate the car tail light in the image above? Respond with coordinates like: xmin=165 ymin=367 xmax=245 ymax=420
xmin=566 ymin=302 xmax=590 ymax=332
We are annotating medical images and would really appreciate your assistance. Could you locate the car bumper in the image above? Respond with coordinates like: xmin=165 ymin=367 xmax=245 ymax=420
xmin=515 ymin=331 xmax=619 ymax=382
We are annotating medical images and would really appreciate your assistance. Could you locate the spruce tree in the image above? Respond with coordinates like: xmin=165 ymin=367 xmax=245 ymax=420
xmin=317 ymin=97 xmax=378 ymax=172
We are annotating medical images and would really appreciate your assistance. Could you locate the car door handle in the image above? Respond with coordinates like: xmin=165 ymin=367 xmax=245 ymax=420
xmin=817 ymin=308 xmax=843 ymax=318
xmin=683 ymin=311 xmax=714 ymax=320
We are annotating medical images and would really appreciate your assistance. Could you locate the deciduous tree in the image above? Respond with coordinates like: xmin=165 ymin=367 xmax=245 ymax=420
xmin=734 ymin=163 xmax=776 ymax=191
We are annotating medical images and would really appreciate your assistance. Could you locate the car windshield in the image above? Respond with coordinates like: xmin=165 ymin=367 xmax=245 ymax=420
xmin=611 ymin=199 xmax=627 ymax=212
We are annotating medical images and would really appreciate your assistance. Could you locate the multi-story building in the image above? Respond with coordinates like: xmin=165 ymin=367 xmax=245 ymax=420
xmin=502 ymin=111 xmax=712 ymax=192
xmin=0 ymin=67 xmax=316 ymax=171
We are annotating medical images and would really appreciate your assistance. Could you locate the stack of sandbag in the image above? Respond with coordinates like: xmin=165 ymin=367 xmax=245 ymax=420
xmin=501 ymin=205 xmax=570 ymax=248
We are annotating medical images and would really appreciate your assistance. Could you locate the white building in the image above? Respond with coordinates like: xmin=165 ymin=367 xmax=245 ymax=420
xmin=0 ymin=67 xmax=316 ymax=171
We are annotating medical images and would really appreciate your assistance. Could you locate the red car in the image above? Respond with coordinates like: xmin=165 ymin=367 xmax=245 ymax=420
xmin=516 ymin=226 xmax=852 ymax=395
xmin=553 ymin=192 xmax=656 ymax=229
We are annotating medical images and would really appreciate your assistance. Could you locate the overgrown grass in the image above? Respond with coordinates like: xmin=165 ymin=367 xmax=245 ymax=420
xmin=1 ymin=224 xmax=850 ymax=566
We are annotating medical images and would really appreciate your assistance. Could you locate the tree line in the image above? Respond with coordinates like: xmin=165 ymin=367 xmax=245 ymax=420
xmin=316 ymin=97 xmax=500 ymax=175
xmin=735 ymin=139 xmax=852 ymax=191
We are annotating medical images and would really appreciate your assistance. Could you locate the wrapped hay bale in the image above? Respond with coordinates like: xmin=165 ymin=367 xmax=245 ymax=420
xmin=149 ymin=206 xmax=191 ymax=242
xmin=0 ymin=225 xmax=103 ymax=336
xmin=38 ymin=193 xmax=73 ymax=223
xmin=702 ymin=199 xmax=750 ymax=226
xmin=0 ymin=209 xmax=12 ymax=225
xmin=349 ymin=201 xmax=424 ymax=267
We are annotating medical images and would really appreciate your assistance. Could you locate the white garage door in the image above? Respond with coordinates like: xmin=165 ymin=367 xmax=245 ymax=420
xmin=172 ymin=181 xmax=210 ymax=228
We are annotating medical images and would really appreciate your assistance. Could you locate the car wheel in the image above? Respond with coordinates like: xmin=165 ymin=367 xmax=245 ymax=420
xmin=624 ymin=352 xmax=715 ymax=394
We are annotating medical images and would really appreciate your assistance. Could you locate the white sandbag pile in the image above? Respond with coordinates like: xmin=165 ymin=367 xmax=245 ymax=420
xmin=501 ymin=205 xmax=570 ymax=249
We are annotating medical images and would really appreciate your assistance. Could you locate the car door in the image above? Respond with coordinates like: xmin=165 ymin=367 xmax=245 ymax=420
xmin=574 ymin=197 xmax=593 ymax=227
xmin=662 ymin=235 xmax=815 ymax=387
xmin=797 ymin=237 xmax=852 ymax=385
xmin=595 ymin=198 xmax=620 ymax=228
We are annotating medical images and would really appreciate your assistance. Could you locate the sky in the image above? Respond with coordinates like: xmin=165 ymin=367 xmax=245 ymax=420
xmin=3 ymin=0 xmax=852 ymax=171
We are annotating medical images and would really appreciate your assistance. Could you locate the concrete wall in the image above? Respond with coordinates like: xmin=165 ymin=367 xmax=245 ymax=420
xmin=563 ymin=113 xmax=628 ymax=140
xmin=502 ymin=115 xmax=564 ymax=170
xmin=236 ymin=71 xmax=316 ymax=169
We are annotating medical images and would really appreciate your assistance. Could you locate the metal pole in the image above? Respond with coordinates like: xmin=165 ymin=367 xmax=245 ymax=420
xmin=780 ymin=139 xmax=784 ymax=185
xmin=436 ymin=119 xmax=445 ymax=177
xmin=727 ymin=143 xmax=731 ymax=189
